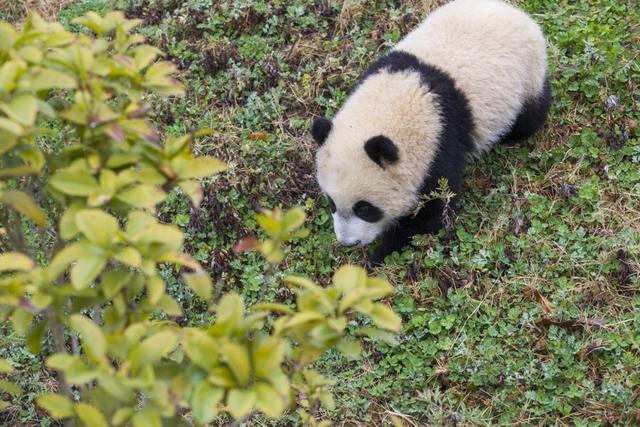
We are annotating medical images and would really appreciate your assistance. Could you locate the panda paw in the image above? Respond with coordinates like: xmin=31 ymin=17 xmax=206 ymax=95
xmin=366 ymin=252 xmax=386 ymax=271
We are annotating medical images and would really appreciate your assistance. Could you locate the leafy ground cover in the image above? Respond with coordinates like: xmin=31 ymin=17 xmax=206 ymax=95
xmin=1 ymin=0 xmax=639 ymax=425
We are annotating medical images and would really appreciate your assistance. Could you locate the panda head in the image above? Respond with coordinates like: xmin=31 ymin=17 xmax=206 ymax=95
xmin=313 ymin=117 xmax=400 ymax=246
xmin=311 ymin=69 xmax=442 ymax=247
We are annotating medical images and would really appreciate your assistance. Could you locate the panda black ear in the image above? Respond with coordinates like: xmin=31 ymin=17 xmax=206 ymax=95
xmin=364 ymin=135 xmax=399 ymax=168
xmin=311 ymin=117 xmax=332 ymax=146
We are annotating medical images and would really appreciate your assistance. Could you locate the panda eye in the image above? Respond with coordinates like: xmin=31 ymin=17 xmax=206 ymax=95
xmin=327 ymin=195 xmax=336 ymax=213
xmin=356 ymin=204 xmax=369 ymax=215
xmin=353 ymin=201 xmax=383 ymax=223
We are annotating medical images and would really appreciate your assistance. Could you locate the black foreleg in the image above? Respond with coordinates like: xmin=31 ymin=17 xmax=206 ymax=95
xmin=368 ymin=198 xmax=448 ymax=265
xmin=368 ymin=169 xmax=463 ymax=266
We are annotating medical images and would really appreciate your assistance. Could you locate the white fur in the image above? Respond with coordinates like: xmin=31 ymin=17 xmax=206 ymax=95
xmin=332 ymin=213 xmax=379 ymax=246
xmin=316 ymin=0 xmax=548 ymax=245
xmin=395 ymin=0 xmax=548 ymax=150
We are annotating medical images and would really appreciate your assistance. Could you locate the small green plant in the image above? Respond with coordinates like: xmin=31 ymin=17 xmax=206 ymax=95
xmin=0 ymin=12 xmax=400 ymax=426
xmin=410 ymin=177 xmax=456 ymax=233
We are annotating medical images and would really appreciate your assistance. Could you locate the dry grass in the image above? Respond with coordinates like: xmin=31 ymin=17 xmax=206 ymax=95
xmin=0 ymin=0 xmax=68 ymax=23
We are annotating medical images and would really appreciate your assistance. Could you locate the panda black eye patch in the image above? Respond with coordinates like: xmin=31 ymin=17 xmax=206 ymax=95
xmin=327 ymin=195 xmax=336 ymax=213
xmin=353 ymin=201 xmax=383 ymax=222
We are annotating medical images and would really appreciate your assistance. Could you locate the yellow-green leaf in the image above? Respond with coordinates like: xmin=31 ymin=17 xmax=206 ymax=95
xmin=47 ymin=242 xmax=84 ymax=280
xmin=45 ymin=353 xmax=74 ymax=369
xmin=69 ymin=45 xmax=94 ymax=73
xmin=144 ymin=60 xmax=174 ymax=76
xmin=0 ymin=359 xmax=13 ymax=373
xmin=157 ymin=294 xmax=182 ymax=316
xmin=36 ymin=99 xmax=56 ymax=118
xmin=191 ymin=381 xmax=223 ymax=424
xmin=75 ymin=209 xmax=119 ymax=245
xmin=131 ymin=407 xmax=161 ymax=427
xmin=115 ymin=184 xmax=166 ymax=209
xmin=70 ymin=253 xmax=107 ymax=290
xmin=0 ymin=380 xmax=21 ymax=396
xmin=87 ymin=169 xmax=117 ymax=207
xmin=164 ymin=134 xmax=190 ymax=157
xmin=175 ymin=156 xmax=226 ymax=179
xmin=0 ymin=133 xmax=18 ymax=155
xmin=43 ymin=30 xmax=75 ymax=47
xmin=220 ymin=342 xmax=251 ymax=387
xmin=211 ymin=293 xmax=244 ymax=335
xmin=258 ymin=240 xmax=283 ymax=264
xmin=183 ymin=272 xmax=212 ymax=301
xmin=46 ymin=354 xmax=98 ymax=385
xmin=284 ymin=275 xmax=323 ymax=293
xmin=283 ymin=311 xmax=323 ymax=329
xmin=282 ymin=207 xmax=306 ymax=231
xmin=336 ymin=337 xmax=362 ymax=360
xmin=250 ymin=302 xmax=294 ymax=314
xmin=17 ymin=46 xmax=42 ymax=64
xmin=31 ymin=68 xmax=77 ymax=91
xmin=145 ymin=275 xmax=164 ymax=304
xmin=0 ymin=117 xmax=23 ymax=136
xmin=114 ymin=247 xmax=141 ymax=267
xmin=390 ymin=414 xmax=407 ymax=427
xmin=101 ymin=269 xmax=134 ymax=299
xmin=158 ymin=251 xmax=200 ymax=270
xmin=338 ymin=286 xmax=366 ymax=314
xmin=0 ymin=190 xmax=46 ymax=227
xmin=364 ymin=276 xmax=394 ymax=300
xmin=73 ymin=12 xmax=106 ymax=35
xmin=75 ymin=403 xmax=108 ymax=427
xmin=207 ymin=366 xmax=236 ymax=388
xmin=254 ymin=382 xmax=287 ymax=418
xmin=27 ymin=320 xmax=47 ymax=353
xmin=368 ymin=303 xmax=401 ymax=331
xmin=182 ymin=328 xmax=219 ymax=369
xmin=133 ymin=45 xmax=161 ymax=70
xmin=357 ymin=326 xmax=399 ymax=346
xmin=37 ymin=393 xmax=74 ymax=419
xmin=179 ymin=180 xmax=203 ymax=207
xmin=226 ymin=388 xmax=256 ymax=419
xmin=31 ymin=293 xmax=52 ymax=310
xmin=129 ymin=330 xmax=178 ymax=372
xmin=0 ymin=252 xmax=34 ymax=271
xmin=1 ymin=94 xmax=38 ymax=126
xmin=112 ymin=407 xmax=134 ymax=426
xmin=59 ymin=204 xmax=82 ymax=239
xmin=10 ymin=308 xmax=32 ymax=335
xmin=252 ymin=337 xmax=285 ymax=379
xmin=0 ymin=60 xmax=20 ymax=93
xmin=50 ymin=170 xmax=98 ymax=196
xmin=69 ymin=314 xmax=106 ymax=363
xmin=333 ymin=265 xmax=367 ymax=294
xmin=256 ymin=213 xmax=280 ymax=237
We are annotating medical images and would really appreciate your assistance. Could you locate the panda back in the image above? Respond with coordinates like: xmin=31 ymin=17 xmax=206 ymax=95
xmin=394 ymin=0 xmax=548 ymax=150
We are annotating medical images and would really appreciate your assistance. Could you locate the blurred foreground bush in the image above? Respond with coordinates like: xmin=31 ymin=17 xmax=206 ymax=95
xmin=0 ymin=12 xmax=400 ymax=426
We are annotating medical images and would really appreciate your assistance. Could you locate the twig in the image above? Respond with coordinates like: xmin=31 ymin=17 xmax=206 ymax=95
xmin=258 ymin=263 xmax=275 ymax=301
xmin=45 ymin=307 xmax=74 ymax=399
xmin=0 ymin=208 xmax=27 ymax=253
xmin=71 ymin=332 xmax=80 ymax=356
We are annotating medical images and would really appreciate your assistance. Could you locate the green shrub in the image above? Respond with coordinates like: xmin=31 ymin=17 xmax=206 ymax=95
xmin=0 ymin=12 xmax=400 ymax=426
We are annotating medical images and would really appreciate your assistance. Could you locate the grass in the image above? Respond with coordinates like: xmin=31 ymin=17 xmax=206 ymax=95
xmin=1 ymin=0 xmax=639 ymax=425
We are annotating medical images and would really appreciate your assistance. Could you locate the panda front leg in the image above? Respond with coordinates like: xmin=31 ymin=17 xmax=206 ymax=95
xmin=368 ymin=172 xmax=463 ymax=267
xmin=368 ymin=198 xmax=448 ymax=266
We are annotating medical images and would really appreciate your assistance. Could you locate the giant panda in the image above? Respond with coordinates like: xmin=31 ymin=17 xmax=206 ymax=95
xmin=311 ymin=0 xmax=551 ymax=265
